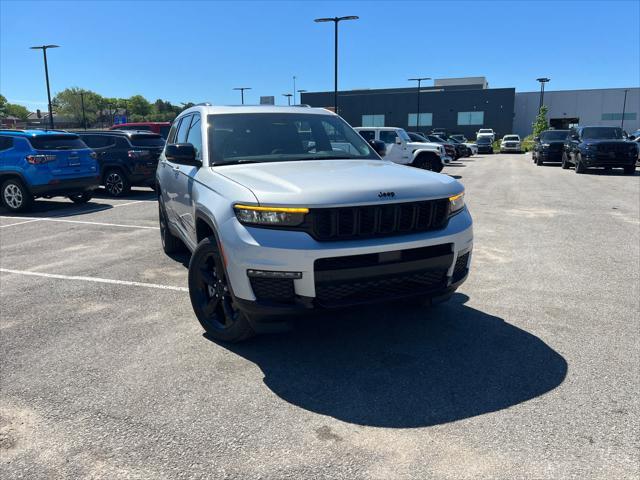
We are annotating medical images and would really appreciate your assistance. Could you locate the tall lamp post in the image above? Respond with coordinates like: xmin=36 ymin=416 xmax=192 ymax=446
xmin=79 ymin=91 xmax=87 ymax=130
xmin=233 ymin=87 xmax=251 ymax=105
xmin=314 ymin=15 xmax=359 ymax=114
xmin=408 ymin=77 xmax=431 ymax=132
xmin=30 ymin=44 xmax=59 ymax=129
xmin=621 ymin=89 xmax=629 ymax=129
xmin=282 ymin=93 xmax=293 ymax=106
xmin=536 ymin=77 xmax=550 ymax=113
xmin=297 ymin=89 xmax=307 ymax=105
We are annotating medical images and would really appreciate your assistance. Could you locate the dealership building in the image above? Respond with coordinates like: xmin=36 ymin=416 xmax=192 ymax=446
xmin=300 ymin=77 xmax=639 ymax=139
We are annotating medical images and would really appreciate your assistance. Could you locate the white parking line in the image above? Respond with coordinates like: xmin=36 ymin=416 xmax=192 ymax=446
xmin=0 ymin=219 xmax=42 ymax=228
xmin=0 ymin=216 xmax=158 ymax=230
xmin=0 ymin=268 xmax=188 ymax=292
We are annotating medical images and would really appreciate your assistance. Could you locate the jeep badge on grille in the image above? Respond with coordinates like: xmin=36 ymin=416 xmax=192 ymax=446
xmin=378 ymin=191 xmax=395 ymax=198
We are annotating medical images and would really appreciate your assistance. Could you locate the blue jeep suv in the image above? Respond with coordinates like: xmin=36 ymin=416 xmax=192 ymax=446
xmin=0 ymin=130 xmax=100 ymax=212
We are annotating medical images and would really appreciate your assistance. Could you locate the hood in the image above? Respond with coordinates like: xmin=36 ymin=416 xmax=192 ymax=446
xmin=214 ymin=160 xmax=462 ymax=207
xmin=407 ymin=141 xmax=440 ymax=150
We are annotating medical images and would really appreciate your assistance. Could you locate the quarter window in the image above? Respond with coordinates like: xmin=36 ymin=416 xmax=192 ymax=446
xmin=176 ymin=115 xmax=192 ymax=143
xmin=358 ymin=130 xmax=376 ymax=141
xmin=185 ymin=115 xmax=202 ymax=160
xmin=457 ymin=111 xmax=484 ymax=125
xmin=361 ymin=114 xmax=385 ymax=127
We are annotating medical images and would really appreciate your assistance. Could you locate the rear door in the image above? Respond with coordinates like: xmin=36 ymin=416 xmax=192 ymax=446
xmin=27 ymin=134 xmax=97 ymax=179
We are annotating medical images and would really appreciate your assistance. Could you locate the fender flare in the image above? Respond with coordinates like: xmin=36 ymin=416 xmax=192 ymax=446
xmin=0 ymin=170 xmax=31 ymax=193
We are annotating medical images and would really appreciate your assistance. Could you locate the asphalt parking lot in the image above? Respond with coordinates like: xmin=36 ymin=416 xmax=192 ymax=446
xmin=1 ymin=154 xmax=639 ymax=479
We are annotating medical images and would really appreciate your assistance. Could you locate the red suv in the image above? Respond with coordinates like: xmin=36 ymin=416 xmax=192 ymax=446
xmin=110 ymin=122 xmax=171 ymax=139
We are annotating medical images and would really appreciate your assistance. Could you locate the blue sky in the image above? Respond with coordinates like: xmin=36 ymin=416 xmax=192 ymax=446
xmin=1 ymin=0 xmax=639 ymax=111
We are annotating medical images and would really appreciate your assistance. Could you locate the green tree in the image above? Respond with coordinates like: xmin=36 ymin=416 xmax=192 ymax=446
xmin=0 ymin=94 xmax=29 ymax=120
xmin=128 ymin=95 xmax=152 ymax=118
xmin=53 ymin=87 xmax=104 ymax=126
xmin=532 ymin=105 xmax=549 ymax=137
xmin=0 ymin=94 xmax=7 ymax=117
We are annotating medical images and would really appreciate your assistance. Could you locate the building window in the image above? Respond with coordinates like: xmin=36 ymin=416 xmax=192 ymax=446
xmin=601 ymin=113 xmax=637 ymax=121
xmin=361 ymin=114 xmax=385 ymax=127
xmin=408 ymin=113 xmax=433 ymax=127
xmin=457 ymin=111 xmax=484 ymax=125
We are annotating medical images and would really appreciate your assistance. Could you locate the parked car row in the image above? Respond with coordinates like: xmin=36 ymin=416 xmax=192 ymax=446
xmin=0 ymin=128 xmax=166 ymax=212
xmin=532 ymin=126 xmax=638 ymax=174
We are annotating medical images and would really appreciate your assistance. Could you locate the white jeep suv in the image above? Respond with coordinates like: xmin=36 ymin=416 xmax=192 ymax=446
xmin=355 ymin=127 xmax=450 ymax=171
xmin=500 ymin=134 xmax=522 ymax=153
xmin=476 ymin=128 xmax=495 ymax=142
xmin=156 ymin=105 xmax=473 ymax=342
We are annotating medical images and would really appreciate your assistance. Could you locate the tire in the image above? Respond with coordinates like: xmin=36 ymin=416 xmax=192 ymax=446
xmin=103 ymin=168 xmax=130 ymax=197
xmin=536 ymin=155 xmax=544 ymax=166
xmin=189 ymin=237 xmax=255 ymax=342
xmin=1 ymin=178 xmax=33 ymax=213
xmin=561 ymin=152 xmax=570 ymax=169
xmin=158 ymin=199 xmax=185 ymax=254
xmin=414 ymin=154 xmax=443 ymax=173
xmin=575 ymin=154 xmax=586 ymax=174
xmin=69 ymin=191 xmax=93 ymax=204
xmin=623 ymin=165 xmax=636 ymax=175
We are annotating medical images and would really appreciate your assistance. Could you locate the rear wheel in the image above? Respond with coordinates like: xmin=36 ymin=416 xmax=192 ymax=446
xmin=189 ymin=237 xmax=255 ymax=342
xmin=69 ymin=191 xmax=93 ymax=204
xmin=104 ymin=169 xmax=130 ymax=197
xmin=1 ymin=178 xmax=33 ymax=213
xmin=158 ymin=199 xmax=185 ymax=254
xmin=623 ymin=165 xmax=636 ymax=175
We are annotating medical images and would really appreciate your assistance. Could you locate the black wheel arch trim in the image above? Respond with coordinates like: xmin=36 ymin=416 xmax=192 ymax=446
xmin=0 ymin=171 xmax=32 ymax=194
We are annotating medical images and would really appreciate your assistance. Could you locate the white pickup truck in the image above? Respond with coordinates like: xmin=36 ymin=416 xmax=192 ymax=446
xmin=355 ymin=127 xmax=449 ymax=172
xmin=476 ymin=128 xmax=495 ymax=142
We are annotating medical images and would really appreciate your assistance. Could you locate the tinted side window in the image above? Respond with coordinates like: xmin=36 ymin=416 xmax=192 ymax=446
xmin=176 ymin=115 xmax=192 ymax=143
xmin=185 ymin=115 xmax=202 ymax=160
xmin=115 ymin=137 xmax=131 ymax=149
xmin=166 ymin=123 xmax=178 ymax=144
xmin=0 ymin=136 xmax=14 ymax=151
xmin=379 ymin=131 xmax=398 ymax=144
xmin=82 ymin=135 xmax=116 ymax=148
xmin=358 ymin=130 xmax=375 ymax=141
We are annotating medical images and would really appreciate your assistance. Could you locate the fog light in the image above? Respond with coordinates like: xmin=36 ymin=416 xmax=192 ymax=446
xmin=247 ymin=270 xmax=302 ymax=279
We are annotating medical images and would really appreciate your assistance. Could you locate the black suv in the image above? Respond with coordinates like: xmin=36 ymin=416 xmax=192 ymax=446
xmin=78 ymin=130 xmax=166 ymax=196
xmin=532 ymin=129 xmax=569 ymax=166
xmin=562 ymin=126 xmax=638 ymax=174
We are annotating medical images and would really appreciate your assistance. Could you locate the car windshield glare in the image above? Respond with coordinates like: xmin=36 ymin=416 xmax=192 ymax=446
xmin=208 ymin=113 xmax=378 ymax=165
xmin=581 ymin=127 xmax=623 ymax=140
xmin=504 ymin=136 xmax=519 ymax=141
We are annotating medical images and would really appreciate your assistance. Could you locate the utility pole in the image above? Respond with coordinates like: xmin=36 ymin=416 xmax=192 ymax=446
xmin=408 ymin=77 xmax=431 ymax=132
xmin=282 ymin=93 xmax=293 ymax=106
xmin=621 ymin=89 xmax=629 ymax=129
xmin=314 ymin=16 xmax=359 ymax=114
xmin=79 ymin=91 xmax=87 ymax=130
xmin=30 ymin=44 xmax=59 ymax=129
xmin=233 ymin=87 xmax=251 ymax=105
xmin=536 ymin=77 xmax=550 ymax=113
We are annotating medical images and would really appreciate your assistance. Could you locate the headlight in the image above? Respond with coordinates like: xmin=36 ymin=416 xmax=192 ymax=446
xmin=585 ymin=144 xmax=596 ymax=150
xmin=448 ymin=192 xmax=465 ymax=217
xmin=234 ymin=204 xmax=308 ymax=227
xmin=542 ymin=143 xmax=551 ymax=148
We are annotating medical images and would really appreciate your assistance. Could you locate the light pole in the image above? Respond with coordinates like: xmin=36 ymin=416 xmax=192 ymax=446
xmin=297 ymin=89 xmax=307 ymax=105
xmin=314 ymin=15 xmax=359 ymax=114
xmin=536 ymin=77 xmax=550 ymax=113
xmin=293 ymin=76 xmax=296 ymax=104
xmin=282 ymin=93 xmax=293 ymax=106
xmin=79 ymin=91 xmax=87 ymax=130
xmin=233 ymin=87 xmax=251 ymax=105
xmin=30 ymin=44 xmax=59 ymax=129
xmin=621 ymin=89 xmax=629 ymax=129
xmin=408 ymin=77 xmax=430 ymax=132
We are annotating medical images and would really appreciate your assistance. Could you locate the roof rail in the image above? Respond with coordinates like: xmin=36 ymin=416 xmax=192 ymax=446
xmin=0 ymin=128 xmax=27 ymax=132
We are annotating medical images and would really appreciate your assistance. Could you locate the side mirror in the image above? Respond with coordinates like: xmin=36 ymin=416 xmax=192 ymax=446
xmin=629 ymin=135 xmax=636 ymax=141
xmin=571 ymin=134 xmax=579 ymax=141
xmin=534 ymin=136 xmax=540 ymax=142
xmin=395 ymin=137 xmax=403 ymax=145
xmin=165 ymin=143 xmax=201 ymax=167
xmin=369 ymin=139 xmax=386 ymax=157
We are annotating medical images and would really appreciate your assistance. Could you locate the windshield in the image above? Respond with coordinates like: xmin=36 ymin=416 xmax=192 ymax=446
xmin=397 ymin=129 xmax=411 ymax=142
xmin=477 ymin=137 xmax=492 ymax=144
xmin=208 ymin=113 xmax=378 ymax=165
xmin=130 ymin=134 xmax=166 ymax=147
xmin=540 ymin=130 xmax=569 ymax=141
xmin=478 ymin=129 xmax=492 ymax=133
xmin=503 ymin=136 xmax=519 ymax=141
xmin=28 ymin=135 xmax=88 ymax=150
xmin=581 ymin=127 xmax=623 ymax=140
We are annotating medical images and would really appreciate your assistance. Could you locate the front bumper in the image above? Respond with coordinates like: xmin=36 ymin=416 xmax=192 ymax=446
xmin=30 ymin=176 xmax=100 ymax=197
xmin=583 ymin=153 xmax=637 ymax=167
xmin=538 ymin=149 xmax=563 ymax=162
xmin=220 ymin=209 xmax=473 ymax=316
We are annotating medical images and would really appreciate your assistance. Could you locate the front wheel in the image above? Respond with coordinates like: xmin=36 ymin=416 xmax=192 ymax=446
xmin=69 ymin=191 xmax=93 ymax=204
xmin=623 ymin=165 xmax=636 ymax=175
xmin=1 ymin=178 xmax=33 ymax=212
xmin=575 ymin=154 xmax=586 ymax=174
xmin=536 ymin=155 xmax=544 ymax=166
xmin=561 ymin=152 xmax=570 ymax=169
xmin=188 ymin=237 xmax=255 ymax=342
